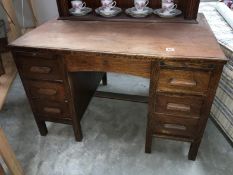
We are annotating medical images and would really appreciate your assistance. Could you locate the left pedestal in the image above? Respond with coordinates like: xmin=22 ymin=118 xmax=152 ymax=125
xmin=11 ymin=49 xmax=103 ymax=141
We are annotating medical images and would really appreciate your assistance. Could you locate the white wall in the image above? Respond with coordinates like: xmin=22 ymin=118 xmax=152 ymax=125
xmin=29 ymin=0 xmax=59 ymax=25
xmin=0 ymin=0 xmax=59 ymax=27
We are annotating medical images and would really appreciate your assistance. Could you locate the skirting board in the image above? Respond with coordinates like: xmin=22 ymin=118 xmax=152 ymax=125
xmin=0 ymin=52 xmax=17 ymax=110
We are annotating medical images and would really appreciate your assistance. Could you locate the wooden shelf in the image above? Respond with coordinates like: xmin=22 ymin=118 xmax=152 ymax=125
xmin=56 ymin=0 xmax=201 ymax=21
xmin=59 ymin=11 xmax=197 ymax=24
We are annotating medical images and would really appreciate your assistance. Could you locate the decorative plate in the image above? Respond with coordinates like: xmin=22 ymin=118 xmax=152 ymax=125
xmin=154 ymin=9 xmax=182 ymax=18
xmin=125 ymin=7 xmax=153 ymax=18
xmin=69 ymin=7 xmax=92 ymax=16
xmin=95 ymin=7 xmax=122 ymax=17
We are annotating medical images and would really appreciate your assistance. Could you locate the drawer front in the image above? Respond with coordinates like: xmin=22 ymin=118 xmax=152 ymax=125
xmin=157 ymin=69 xmax=211 ymax=95
xmin=152 ymin=114 xmax=199 ymax=138
xmin=32 ymin=100 xmax=71 ymax=119
xmin=25 ymin=80 xmax=67 ymax=102
xmin=155 ymin=94 xmax=203 ymax=118
xmin=17 ymin=56 xmax=63 ymax=81
xmin=14 ymin=51 xmax=56 ymax=58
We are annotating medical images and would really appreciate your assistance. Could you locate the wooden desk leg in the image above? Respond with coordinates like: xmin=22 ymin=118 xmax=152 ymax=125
xmin=69 ymin=72 xmax=104 ymax=141
xmin=145 ymin=61 xmax=160 ymax=154
xmin=0 ymin=128 xmax=24 ymax=175
xmin=102 ymin=73 xmax=107 ymax=86
xmin=145 ymin=115 xmax=152 ymax=153
xmin=188 ymin=139 xmax=201 ymax=161
xmin=72 ymin=117 xmax=83 ymax=142
xmin=35 ymin=119 xmax=48 ymax=136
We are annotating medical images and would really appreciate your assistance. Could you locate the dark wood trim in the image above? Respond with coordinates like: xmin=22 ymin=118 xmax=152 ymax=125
xmin=102 ymin=73 xmax=107 ymax=86
xmin=145 ymin=61 xmax=161 ymax=153
xmin=0 ymin=55 xmax=5 ymax=76
xmin=58 ymin=14 xmax=198 ymax=24
xmin=95 ymin=91 xmax=148 ymax=103
xmin=10 ymin=47 xmax=227 ymax=64
xmin=9 ymin=16 xmax=226 ymax=160
xmin=56 ymin=0 xmax=70 ymax=17
xmin=0 ymin=38 xmax=8 ymax=53
xmin=56 ymin=0 xmax=201 ymax=20
xmin=184 ymin=0 xmax=200 ymax=20
xmin=68 ymin=71 xmax=104 ymax=141
xmin=188 ymin=63 xmax=225 ymax=160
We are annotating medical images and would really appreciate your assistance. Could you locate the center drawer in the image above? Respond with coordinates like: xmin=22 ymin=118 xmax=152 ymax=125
xmin=155 ymin=94 xmax=204 ymax=118
xmin=157 ymin=69 xmax=211 ymax=95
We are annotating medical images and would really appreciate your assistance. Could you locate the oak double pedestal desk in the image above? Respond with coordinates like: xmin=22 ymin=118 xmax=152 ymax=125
xmin=10 ymin=15 xmax=227 ymax=160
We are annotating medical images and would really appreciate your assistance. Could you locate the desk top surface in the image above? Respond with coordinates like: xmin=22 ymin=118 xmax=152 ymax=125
xmin=10 ymin=15 xmax=226 ymax=62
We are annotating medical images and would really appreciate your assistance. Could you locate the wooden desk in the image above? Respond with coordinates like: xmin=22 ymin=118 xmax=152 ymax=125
xmin=9 ymin=14 xmax=227 ymax=160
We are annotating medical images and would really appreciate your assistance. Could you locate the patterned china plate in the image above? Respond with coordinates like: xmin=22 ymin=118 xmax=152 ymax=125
xmin=69 ymin=7 xmax=92 ymax=16
xmin=95 ymin=7 xmax=122 ymax=17
xmin=154 ymin=8 xmax=182 ymax=18
xmin=125 ymin=7 xmax=153 ymax=18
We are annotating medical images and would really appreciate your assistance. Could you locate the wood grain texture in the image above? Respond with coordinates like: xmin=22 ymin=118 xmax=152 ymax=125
xmin=68 ymin=72 xmax=104 ymax=141
xmin=58 ymin=14 xmax=197 ymax=24
xmin=0 ymin=55 xmax=5 ymax=76
xmin=15 ymin=55 xmax=64 ymax=81
xmin=188 ymin=64 xmax=225 ymax=160
xmin=184 ymin=0 xmax=200 ymax=20
xmin=0 ymin=128 xmax=24 ymax=175
xmin=155 ymin=93 xmax=204 ymax=117
xmin=10 ymin=16 xmax=227 ymax=160
xmin=0 ymin=0 xmax=21 ymax=37
xmin=65 ymin=53 xmax=151 ymax=78
xmin=145 ymin=59 xmax=225 ymax=160
xmin=152 ymin=113 xmax=199 ymax=138
xmin=10 ymin=15 xmax=226 ymax=62
xmin=25 ymin=80 xmax=66 ymax=102
xmin=145 ymin=61 xmax=160 ymax=153
xmin=0 ymin=53 xmax=17 ymax=110
xmin=32 ymin=100 xmax=71 ymax=119
xmin=157 ymin=68 xmax=212 ymax=95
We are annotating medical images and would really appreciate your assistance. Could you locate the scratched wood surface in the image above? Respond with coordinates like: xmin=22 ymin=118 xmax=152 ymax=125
xmin=10 ymin=15 xmax=226 ymax=62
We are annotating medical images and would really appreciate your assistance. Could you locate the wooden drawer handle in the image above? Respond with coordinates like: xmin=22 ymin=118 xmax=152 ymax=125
xmin=170 ymin=78 xmax=197 ymax=87
xmin=164 ymin=124 xmax=186 ymax=131
xmin=37 ymin=88 xmax=57 ymax=96
xmin=43 ymin=107 xmax=61 ymax=114
xmin=30 ymin=66 xmax=51 ymax=74
xmin=167 ymin=103 xmax=191 ymax=112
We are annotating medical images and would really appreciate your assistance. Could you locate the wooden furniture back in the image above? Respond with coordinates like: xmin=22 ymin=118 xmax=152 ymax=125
xmin=56 ymin=0 xmax=200 ymax=20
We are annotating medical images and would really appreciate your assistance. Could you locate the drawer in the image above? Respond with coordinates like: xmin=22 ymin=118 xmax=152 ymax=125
xmin=25 ymin=80 xmax=67 ymax=102
xmin=14 ymin=51 xmax=56 ymax=58
xmin=16 ymin=56 xmax=63 ymax=81
xmin=155 ymin=94 xmax=203 ymax=118
xmin=32 ymin=100 xmax=71 ymax=119
xmin=152 ymin=114 xmax=199 ymax=138
xmin=157 ymin=69 xmax=211 ymax=95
